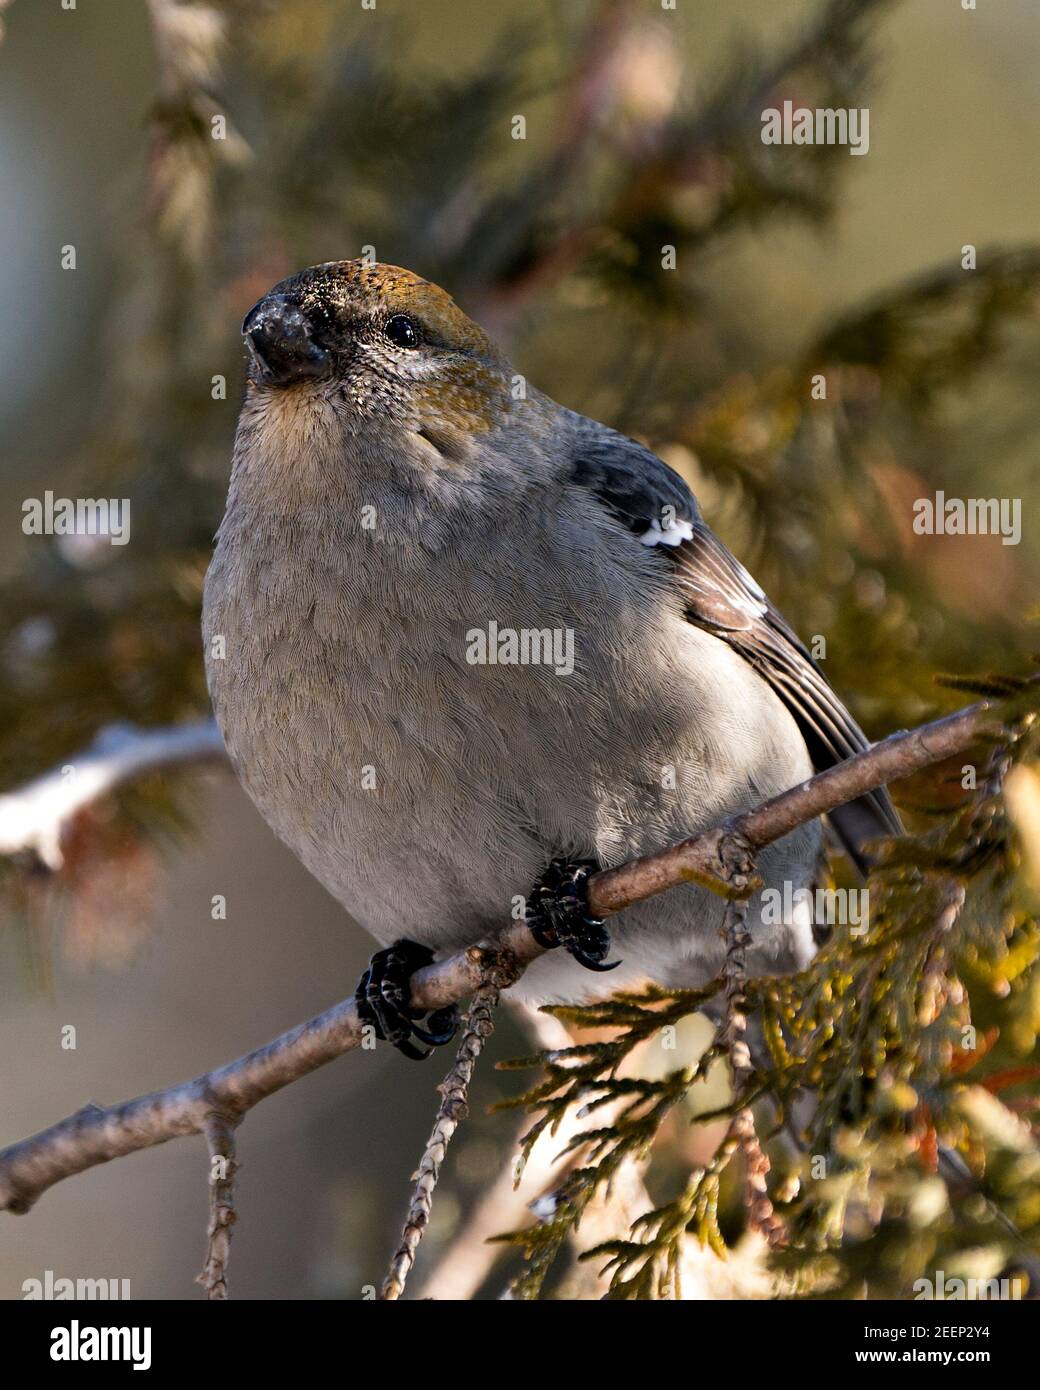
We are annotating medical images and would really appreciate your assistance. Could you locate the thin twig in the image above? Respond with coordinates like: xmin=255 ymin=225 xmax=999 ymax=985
xmin=196 ymin=1112 xmax=238 ymax=1300
xmin=718 ymin=896 xmax=787 ymax=1249
xmin=415 ymin=1005 xmax=579 ymax=1301
xmin=381 ymin=976 xmax=508 ymax=1300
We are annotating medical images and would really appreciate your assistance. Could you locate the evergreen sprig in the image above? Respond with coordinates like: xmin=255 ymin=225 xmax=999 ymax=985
xmin=497 ymin=695 xmax=1040 ymax=1298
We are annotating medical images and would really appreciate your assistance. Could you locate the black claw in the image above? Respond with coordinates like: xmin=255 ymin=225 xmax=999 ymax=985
xmin=410 ymin=1005 xmax=461 ymax=1047
xmin=355 ymin=939 xmax=459 ymax=1061
xmin=526 ymin=858 xmax=622 ymax=973
xmin=572 ymin=948 xmax=621 ymax=974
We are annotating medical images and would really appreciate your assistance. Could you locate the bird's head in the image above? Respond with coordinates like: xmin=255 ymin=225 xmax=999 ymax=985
xmin=240 ymin=260 xmax=514 ymax=448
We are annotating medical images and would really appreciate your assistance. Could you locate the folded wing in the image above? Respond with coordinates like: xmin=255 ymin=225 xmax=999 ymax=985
xmin=568 ymin=417 xmax=902 ymax=870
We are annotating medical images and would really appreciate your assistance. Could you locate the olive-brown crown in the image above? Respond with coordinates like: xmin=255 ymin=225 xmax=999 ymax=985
xmin=242 ymin=260 xmax=513 ymax=436
xmin=277 ymin=260 xmax=496 ymax=357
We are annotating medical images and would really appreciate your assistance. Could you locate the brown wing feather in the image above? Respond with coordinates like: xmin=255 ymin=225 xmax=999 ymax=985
xmin=672 ymin=523 xmax=904 ymax=866
xmin=567 ymin=418 xmax=903 ymax=870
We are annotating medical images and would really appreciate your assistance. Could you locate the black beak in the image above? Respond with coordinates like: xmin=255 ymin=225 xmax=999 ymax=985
xmin=242 ymin=294 xmax=331 ymax=385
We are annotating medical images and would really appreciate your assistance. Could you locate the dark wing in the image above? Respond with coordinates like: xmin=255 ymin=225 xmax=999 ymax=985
xmin=568 ymin=419 xmax=902 ymax=871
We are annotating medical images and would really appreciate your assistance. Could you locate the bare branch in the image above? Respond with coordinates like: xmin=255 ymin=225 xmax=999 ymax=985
xmin=0 ymin=697 xmax=1010 ymax=1220
xmin=196 ymin=1113 xmax=238 ymax=1300
xmin=589 ymin=699 xmax=1004 ymax=916
xmin=0 ymin=935 xmax=534 ymax=1218
xmin=381 ymin=978 xmax=506 ymax=1300
xmin=0 ymin=719 xmax=226 ymax=869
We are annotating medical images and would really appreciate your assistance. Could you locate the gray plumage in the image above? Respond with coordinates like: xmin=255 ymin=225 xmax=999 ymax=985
xmin=203 ymin=261 xmax=899 ymax=1006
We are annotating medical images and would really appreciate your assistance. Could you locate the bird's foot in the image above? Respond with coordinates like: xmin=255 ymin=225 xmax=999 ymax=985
xmin=526 ymin=858 xmax=620 ymax=972
xmin=354 ymin=939 xmax=459 ymax=1061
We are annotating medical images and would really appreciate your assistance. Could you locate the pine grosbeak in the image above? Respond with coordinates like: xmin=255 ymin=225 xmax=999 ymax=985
xmin=202 ymin=260 xmax=900 ymax=1058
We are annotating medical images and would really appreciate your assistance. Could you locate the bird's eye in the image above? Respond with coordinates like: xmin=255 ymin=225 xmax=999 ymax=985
xmin=383 ymin=314 xmax=420 ymax=349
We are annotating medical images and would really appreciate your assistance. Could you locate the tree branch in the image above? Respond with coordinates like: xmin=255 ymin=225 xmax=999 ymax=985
xmin=0 ymin=696 xmax=1009 ymax=1218
xmin=588 ymin=700 xmax=1004 ymax=915
xmin=380 ymin=977 xmax=506 ymax=1301
xmin=196 ymin=1112 xmax=238 ymax=1300
xmin=0 ymin=719 xmax=226 ymax=869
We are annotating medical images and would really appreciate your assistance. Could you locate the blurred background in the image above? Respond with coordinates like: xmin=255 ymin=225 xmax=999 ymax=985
xmin=1 ymin=0 xmax=1039 ymax=1299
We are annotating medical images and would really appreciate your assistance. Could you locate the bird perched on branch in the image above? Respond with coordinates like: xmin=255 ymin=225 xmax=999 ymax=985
xmin=203 ymin=260 xmax=901 ymax=1059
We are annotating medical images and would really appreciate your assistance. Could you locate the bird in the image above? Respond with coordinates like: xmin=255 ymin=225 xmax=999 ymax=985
xmin=202 ymin=259 xmax=901 ymax=1059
